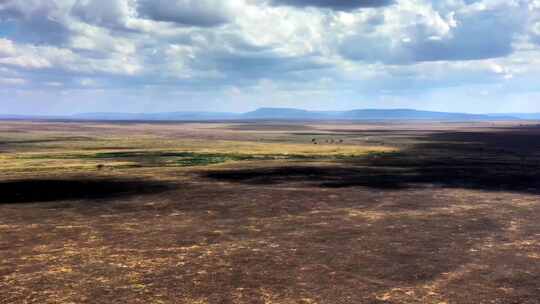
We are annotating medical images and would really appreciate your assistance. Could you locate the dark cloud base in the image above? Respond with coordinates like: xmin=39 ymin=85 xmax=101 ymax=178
xmin=270 ymin=0 xmax=394 ymax=10
xmin=136 ymin=0 xmax=231 ymax=27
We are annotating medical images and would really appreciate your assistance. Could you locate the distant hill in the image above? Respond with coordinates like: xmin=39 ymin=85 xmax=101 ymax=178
xmin=489 ymin=113 xmax=540 ymax=120
xmin=242 ymin=108 xmax=337 ymax=119
xmin=241 ymin=108 xmax=516 ymax=121
xmin=244 ymin=108 xmax=313 ymax=119
xmin=0 ymin=108 xmax=533 ymax=121
xmin=0 ymin=114 xmax=64 ymax=120
xmin=341 ymin=109 xmax=506 ymax=120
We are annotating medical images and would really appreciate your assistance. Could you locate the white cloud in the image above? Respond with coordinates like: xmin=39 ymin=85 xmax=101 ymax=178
xmin=339 ymin=0 xmax=526 ymax=63
xmin=0 ymin=0 xmax=539 ymax=113
xmin=0 ymin=77 xmax=27 ymax=85
xmin=269 ymin=0 xmax=395 ymax=10
xmin=136 ymin=0 xmax=244 ymax=27
xmin=45 ymin=81 xmax=64 ymax=87
xmin=72 ymin=0 xmax=136 ymax=28
xmin=0 ymin=39 xmax=17 ymax=57
xmin=0 ymin=38 xmax=142 ymax=75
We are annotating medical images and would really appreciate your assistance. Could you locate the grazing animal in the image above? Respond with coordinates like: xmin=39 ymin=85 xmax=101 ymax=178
xmin=96 ymin=164 xmax=105 ymax=170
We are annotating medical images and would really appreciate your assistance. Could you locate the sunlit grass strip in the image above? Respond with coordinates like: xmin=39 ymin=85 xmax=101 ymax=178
xmin=0 ymin=162 xmax=139 ymax=173
xmin=1 ymin=149 xmax=398 ymax=174
xmin=1 ymin=138 xmax=398 ymax=175
xmin=3 ymin=134 xmax=395 ymax=154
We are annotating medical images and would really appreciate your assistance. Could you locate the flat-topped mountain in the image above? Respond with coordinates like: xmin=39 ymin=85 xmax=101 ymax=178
xmin=0 ymin=108 xmax=530 ymax=121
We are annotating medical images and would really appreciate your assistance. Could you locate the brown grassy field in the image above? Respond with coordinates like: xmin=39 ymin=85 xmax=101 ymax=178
xmin=1 ymin=120 xmax=540 ymax=303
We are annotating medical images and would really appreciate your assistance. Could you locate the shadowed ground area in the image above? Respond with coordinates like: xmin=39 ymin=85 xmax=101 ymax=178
xmin=1 ymin=121 xmax=540 ymax=303
xmin=0 ymin=179 xmax=172 ymax=204
xmin=204 ymin=128 xmax=540 ymax=195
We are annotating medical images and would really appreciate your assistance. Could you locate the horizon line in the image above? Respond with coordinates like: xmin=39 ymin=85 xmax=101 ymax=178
xmin=2 ymin=107 xmax=540 ymax=117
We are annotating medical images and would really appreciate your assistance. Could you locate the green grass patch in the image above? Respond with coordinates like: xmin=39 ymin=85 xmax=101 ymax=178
xmin=11 ymin=150 xmax=393 ymax=170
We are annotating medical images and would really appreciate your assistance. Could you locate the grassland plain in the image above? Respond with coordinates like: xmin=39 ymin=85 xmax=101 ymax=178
xmin=1 ymin=120 xmax=540 ymax=303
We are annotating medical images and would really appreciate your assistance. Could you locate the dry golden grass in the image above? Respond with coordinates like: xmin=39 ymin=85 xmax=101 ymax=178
xmin=0 ymin=129 xmax=395 ymax=176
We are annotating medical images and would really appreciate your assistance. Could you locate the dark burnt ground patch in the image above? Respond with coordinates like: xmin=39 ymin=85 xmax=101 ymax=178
xmin=204 ymin=128 xmax=540 ymax=195
xmin=134 ymin=210 xmax=502 ymax=303
xmin=3 ymin=123 xmax=540 ymax=303
xmin=0 ymin=178 xmax=172 ymax=204
xmin=203 ymin=162 xmax=540 ymax=194
xmin=3 ymin=179 xmax=532 ymax=303
xmin=205 ymin=165 xmax=410 ymax=190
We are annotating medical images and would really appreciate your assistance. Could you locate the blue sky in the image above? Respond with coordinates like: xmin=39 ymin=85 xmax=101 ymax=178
xmin=1 ymin=0 xmax=540 ymax=114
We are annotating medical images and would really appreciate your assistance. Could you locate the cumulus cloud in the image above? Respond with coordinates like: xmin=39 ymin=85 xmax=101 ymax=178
xmin=0 ymin=38 xmax=141 ymax=76
xmin=0 ymin=0 xmax=539 ymax=114
xmin=71 ymin=0 xmax=136 ymax=29
xmin=269 ymin=0 xmax=394 ymax=10
xmin=136 ymin=0 xmax=241 ymax=27
xmin=0 ymin=0 xmax=72 ymax=44
xmin=0 ymin=77 xmax=26 ymax=85
xmin=0 ymin=39 xmax=16 ymax=57
xmin=528 ymin=1 xmax=540 ymax=44
xmin=339 ymin=0 xmax=526 ymax=63
xmin=0 ymin=55 xmax=52 ymax=69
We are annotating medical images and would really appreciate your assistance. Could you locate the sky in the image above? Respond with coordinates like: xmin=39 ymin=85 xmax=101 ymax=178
xmin=1 ymin=0 xmax=540 ymax=115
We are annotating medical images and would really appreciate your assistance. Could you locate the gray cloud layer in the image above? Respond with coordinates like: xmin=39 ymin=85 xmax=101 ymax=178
xmin=340 ymin=5 xmax=524 ymax=63
xmin=136 ymin=0 xmax=235 ymax=27
xmin=269 ymin=0 xmax=394 ymax=10
xmin=1 ymin=0 xmax=539 ymax=114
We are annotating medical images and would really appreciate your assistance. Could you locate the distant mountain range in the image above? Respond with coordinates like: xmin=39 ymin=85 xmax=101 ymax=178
xmin=2 ymin=108 xmax=540 ymax=121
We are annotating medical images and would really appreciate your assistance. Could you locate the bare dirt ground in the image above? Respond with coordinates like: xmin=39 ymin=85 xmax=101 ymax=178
xmin=1 ymin=120 xmax=540 ymax=303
